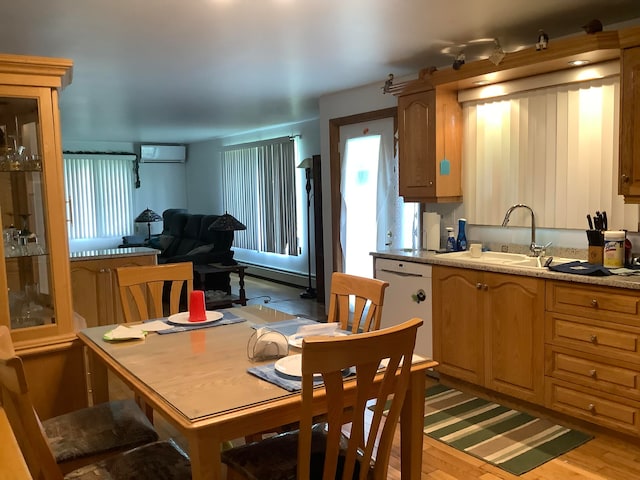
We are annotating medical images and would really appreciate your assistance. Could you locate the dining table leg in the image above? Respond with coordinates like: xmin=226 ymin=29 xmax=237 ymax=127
xmin=187 ymin=429 xmax=222 ymax=480
xmin=86 ymin=349 xmax=109 ymax=405
xmin=400 ymin=370 xmax=426 ymax=480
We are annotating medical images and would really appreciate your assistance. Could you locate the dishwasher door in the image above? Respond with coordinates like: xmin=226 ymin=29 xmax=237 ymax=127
xmin=374 ymin=258 xmax=432 ymax=358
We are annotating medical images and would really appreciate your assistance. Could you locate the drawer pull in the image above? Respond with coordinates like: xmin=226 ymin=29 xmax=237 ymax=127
xmin=591 ymin=299 xmax=598 ymax=307
xmin=589 ymin=369 xmax=597 ymax=379
xmin=476 ymin=283 xmax=482 ymax=289
xmin=590 ymin=334 xmax=598 ymax=344
xmin=588 ymin=403 xmax=596 ymax=414
xmin=482 ymin=284 xmax=489 ymax=291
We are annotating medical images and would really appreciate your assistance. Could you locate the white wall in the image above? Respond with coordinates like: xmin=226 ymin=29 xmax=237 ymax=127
xmin=186 ymin=119 xmax=321 ymax=285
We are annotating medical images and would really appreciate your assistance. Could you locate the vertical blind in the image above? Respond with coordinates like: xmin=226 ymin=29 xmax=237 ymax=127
xmin=462 ymin=76 xmax=639 ymax=230
xmin=222 ymin=137 xmax=298 ymax=255
xmin=63 ymin=156 xmax=135 ymax=239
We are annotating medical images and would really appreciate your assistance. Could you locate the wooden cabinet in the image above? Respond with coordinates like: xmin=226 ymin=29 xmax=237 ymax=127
xmin=433 ymin=266 xmax=484 ymax=384
xmin=619 ymin=27 xmax=640 ymax=202
xmin=545 ymin=280 xmax=640 ymax=435
xmin=70 ymin=250 xmax=157 ymax=327
xmin=433 ymin=266 xmax=545 ymax=403
xmin=0 ymin=54 xmax=87 ymax=418
xmin=397 ymin=87 xmax=462 ymax=203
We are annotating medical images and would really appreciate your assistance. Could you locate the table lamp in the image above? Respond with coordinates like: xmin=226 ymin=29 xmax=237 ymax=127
xmin=134 ymin=208 xmax=162 ymax=241
xmin=209 ymin=212 xmax=246 ymax=265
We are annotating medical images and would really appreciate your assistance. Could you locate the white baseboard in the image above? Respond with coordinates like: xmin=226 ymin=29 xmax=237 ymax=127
xmin=242 ymin=263 xmax=314 ymax=288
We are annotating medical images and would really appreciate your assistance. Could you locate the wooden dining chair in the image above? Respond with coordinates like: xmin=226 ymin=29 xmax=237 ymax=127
xmin=115 ymin=262 xmax=193 ymax=323
xmin=327 ymin=272 xmax=389 ymax=333
xmin=221 ymin=317 xmax=422 ymax=480
xmin=0 ymin=325 xmax=192 ymax=479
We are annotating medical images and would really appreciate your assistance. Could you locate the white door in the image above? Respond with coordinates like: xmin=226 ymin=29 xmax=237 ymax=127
xmin=339 ymin=118 xmax=418 ymax=278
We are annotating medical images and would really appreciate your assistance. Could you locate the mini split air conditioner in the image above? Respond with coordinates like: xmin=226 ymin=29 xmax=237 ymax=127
xmin=139 ymin=145 xmax=186 ymax=163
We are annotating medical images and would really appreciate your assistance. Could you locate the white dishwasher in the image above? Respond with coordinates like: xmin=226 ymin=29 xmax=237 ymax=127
xmin=374 ymin=258 xmax=432 ymax=359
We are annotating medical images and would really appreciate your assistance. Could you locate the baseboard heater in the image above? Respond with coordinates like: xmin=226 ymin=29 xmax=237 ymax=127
xmin=242 ymin=262 xmax=314 ymax=289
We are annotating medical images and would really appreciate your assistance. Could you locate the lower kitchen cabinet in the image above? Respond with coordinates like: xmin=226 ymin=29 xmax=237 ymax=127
xmin=433 ymin=266 xmax=545 ymax=403
xmin=545 ymin=280 xmax=640 ymax=435
xmin=70 ymin=250 xmax=157 ymax=327
xmin=433 ymin=266 xmax=484 ymax=384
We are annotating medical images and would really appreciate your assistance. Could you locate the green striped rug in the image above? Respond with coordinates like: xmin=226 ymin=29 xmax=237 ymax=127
xmin=423 ymin=384 xmax=593 ymax=475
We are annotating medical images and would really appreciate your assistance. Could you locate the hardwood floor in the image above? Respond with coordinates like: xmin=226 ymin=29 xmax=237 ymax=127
xmin=109 ymin=275 xmax=640 ymax=479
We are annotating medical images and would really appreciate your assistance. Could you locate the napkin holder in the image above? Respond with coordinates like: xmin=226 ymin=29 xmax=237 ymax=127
xmin=247 ymin=328 xmax=289 ymax=361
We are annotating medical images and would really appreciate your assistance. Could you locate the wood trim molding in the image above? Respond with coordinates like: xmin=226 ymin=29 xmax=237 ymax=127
xmin=328 ymin=107 xmax=397 ymax=273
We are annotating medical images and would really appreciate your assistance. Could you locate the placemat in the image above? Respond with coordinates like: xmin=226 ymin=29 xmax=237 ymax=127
xmin=156 ymin=309 xmax=246 ymax=334
xmin=248 ymin=363 xmax=354 ymax=392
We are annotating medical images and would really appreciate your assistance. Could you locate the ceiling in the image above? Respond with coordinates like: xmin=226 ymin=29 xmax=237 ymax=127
xmin=2 ymin=0 xmax=639 ymax=145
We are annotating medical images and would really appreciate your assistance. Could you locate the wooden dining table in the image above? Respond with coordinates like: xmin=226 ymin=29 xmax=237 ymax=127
xmin=78 ymin=305 xmax=437 ymax=480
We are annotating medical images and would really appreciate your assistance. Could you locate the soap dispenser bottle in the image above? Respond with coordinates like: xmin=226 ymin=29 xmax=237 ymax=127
xmin=446 ymin=227 xmax=456 ymax=252
xmin=456 ymin=218 xmax=467 ymax=251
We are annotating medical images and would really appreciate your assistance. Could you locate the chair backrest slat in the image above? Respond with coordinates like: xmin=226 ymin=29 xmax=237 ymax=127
xmin=327 ymin=272 xmax=389 ymax=333
xmin=115 ymin=263 xmax=194 ymax=323
xmin=298 ymin=317 xmax=422 ymax=480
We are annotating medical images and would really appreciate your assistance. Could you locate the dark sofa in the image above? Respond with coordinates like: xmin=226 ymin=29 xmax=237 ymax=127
xmin=151 ymin=209 xmax=235 ymax=292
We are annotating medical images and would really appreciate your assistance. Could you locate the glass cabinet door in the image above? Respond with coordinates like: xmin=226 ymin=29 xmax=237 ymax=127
xmin=0 ymin=96 xmax=53 ymax=329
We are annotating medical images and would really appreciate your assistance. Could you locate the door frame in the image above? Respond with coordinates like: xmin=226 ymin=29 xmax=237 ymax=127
xmin=328 ymin=107 xmax=397 ymax=273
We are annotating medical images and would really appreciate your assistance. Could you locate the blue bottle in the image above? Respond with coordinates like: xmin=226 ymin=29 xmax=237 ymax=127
xmin=456 ymin=218 xmax=467 ymax=251
xmin=446 ymin=227 xmax=456 ymax=252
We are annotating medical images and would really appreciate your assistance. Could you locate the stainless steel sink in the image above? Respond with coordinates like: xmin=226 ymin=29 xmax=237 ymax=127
xmin=441 ymin=251 xmax=578 ymax=269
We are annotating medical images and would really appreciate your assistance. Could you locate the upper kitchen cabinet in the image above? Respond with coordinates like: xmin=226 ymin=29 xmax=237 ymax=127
xmin=398 ymin=30 xmax=622 ymax=204
xmin=398 ymin=85 xmax=462 ymax=203
xmin=619 ymin=27 xmax=640 ymax=203
xmin=0 ymin=54 xmax=75 ymax=347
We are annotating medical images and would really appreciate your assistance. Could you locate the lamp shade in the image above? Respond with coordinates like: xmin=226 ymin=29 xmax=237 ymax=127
xmin=209 ymin=212 xmax=246 ymax=231
xmin=297 ymin=157 xmax=312 ymax=169
xmin=134 ymin=208 xmax=162 ymax=223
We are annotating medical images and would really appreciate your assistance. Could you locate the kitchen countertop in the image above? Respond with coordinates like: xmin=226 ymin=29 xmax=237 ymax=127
xmin=372 ymin=249 xmax=640 ymax=291
xmin=70 ymin=246 xmax=159 ymax=261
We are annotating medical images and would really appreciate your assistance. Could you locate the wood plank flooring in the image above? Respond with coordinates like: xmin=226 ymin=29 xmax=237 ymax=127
xmin=110 ymin=274 xmax=640 ymax=479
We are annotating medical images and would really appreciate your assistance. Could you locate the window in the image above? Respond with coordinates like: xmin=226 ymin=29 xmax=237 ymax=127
xmin=221 ymin=137 xmax=298 ymax=255
xmin=63 ymin=155 xmax=135 ymax=239
xmin=462 ymin=75 xmax=639 ymax=231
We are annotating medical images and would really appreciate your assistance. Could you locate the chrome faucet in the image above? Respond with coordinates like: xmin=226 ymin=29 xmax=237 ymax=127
xmin=501 ymin=204 xmax=551 ymax=257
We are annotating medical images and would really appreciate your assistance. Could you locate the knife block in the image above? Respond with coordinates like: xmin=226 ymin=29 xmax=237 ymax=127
xmin=588 ymin=245 xmax=603 ymax=265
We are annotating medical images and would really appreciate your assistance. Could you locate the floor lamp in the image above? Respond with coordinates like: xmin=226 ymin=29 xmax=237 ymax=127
xmin=298 ymin=158 xmax=316 ymax=299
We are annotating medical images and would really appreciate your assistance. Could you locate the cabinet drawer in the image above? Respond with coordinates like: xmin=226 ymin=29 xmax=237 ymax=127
xmin=546 ymin=312 xmax=640 ymax=364
xmin=546 ymin=346 xmax=640 ymax=400
xmin=546 ymin=281 xmax=640 ymax=326
xmin=546 ymin=378 xmax=640 ymax=435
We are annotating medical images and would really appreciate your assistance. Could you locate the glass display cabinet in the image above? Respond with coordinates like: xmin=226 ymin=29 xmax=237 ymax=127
xmin=0 ymin=54 xmax=87 ymax=418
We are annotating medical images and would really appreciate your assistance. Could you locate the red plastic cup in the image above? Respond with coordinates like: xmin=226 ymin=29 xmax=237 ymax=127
xmin=189 ymin=290 xmax=207 ymax=322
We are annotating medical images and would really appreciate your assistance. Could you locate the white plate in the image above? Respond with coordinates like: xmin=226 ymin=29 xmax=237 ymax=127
xmin=378 ymin=354 xmax=424 ymax=370
xmin=167 ymin=311 xmax=223 ymax=325
xmin=274 ymin=354 xmax=352 ymax=378
xmin=287 ymin=331 xmax=347 ymax=348
xmin=275 ymin=354 xmax=305 ymax=377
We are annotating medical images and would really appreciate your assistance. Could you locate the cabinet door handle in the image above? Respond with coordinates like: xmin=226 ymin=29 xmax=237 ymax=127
xmin=590 ymin=334 xmax=598 ymax=344
xmin=622 ymin=173 xmax=630 ymax=183
xmin=476 ymin=282 xmax=482 ymax=289
xmin=591 ymin=299 xmax=598 ymax=307
xmin=588 ymin=403 xmax=596 ymax=413
xmin=589 ymin=369 xmax=597 ymax=379
xmin=483 ymin=284 xmax=488 ymax=290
